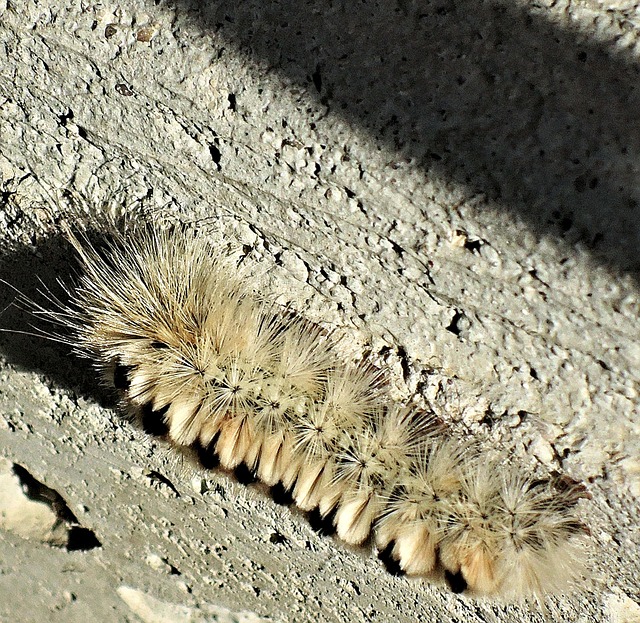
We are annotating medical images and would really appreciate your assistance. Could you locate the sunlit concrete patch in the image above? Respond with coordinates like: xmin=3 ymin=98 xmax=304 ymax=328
xmin=606 ymin=592 xmax=640 ymax=623
xmin=118 ymin=586 xmax=272 ymax=623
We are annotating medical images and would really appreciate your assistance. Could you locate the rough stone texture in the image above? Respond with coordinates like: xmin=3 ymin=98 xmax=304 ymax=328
xmin=0 ymin=0 xmax=638 ymax=621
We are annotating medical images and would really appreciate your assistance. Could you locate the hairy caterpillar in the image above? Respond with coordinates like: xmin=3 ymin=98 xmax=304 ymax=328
xmin=23 ymin=217 xmax=586 ymax=603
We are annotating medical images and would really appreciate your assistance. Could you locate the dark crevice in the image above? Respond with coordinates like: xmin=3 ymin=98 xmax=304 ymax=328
xmin=269 ymin=481 xmax=294 ymax=506
xmin=306 ymin=506 xmax=337 ymax=537
xmin=195 ymin=438 xmax=220 ymax=470
xmin=11 ymin=464 xmax=101 ymax=551
xmin=233 ymin=462 xmax=258 ymax=485
xmin=445 ymin=310 xmax=464 ymax=336
xmin=377 ymin=541 xmax=405 ymax=577
xmin=113 ymin=362 xmax=133 ymax=391
xmin=444 ymin=569 xmax=467 ymax=594
xmin=141 ymin=402 xmax=170 ymax=437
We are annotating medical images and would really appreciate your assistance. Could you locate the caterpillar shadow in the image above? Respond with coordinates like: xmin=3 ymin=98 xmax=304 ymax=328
xmin=0 ymin=230 xmax=113 ymax=407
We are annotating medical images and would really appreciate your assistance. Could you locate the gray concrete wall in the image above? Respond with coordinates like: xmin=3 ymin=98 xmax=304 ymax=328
xmin=0 ymin=0 xmax=638 ymax=621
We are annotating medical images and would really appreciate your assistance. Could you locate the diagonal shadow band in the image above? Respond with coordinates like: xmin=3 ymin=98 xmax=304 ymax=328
xmin=176 ymin=0 xmax=640 ymax=277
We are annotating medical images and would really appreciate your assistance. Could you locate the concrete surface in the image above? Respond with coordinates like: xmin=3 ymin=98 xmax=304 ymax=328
xmin=0 ymin=0 xmax=639 ymax=621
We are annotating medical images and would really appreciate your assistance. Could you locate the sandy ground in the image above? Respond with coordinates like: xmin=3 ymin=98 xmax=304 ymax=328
xmin=0 ymin=0 xmax=639 ymax=621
